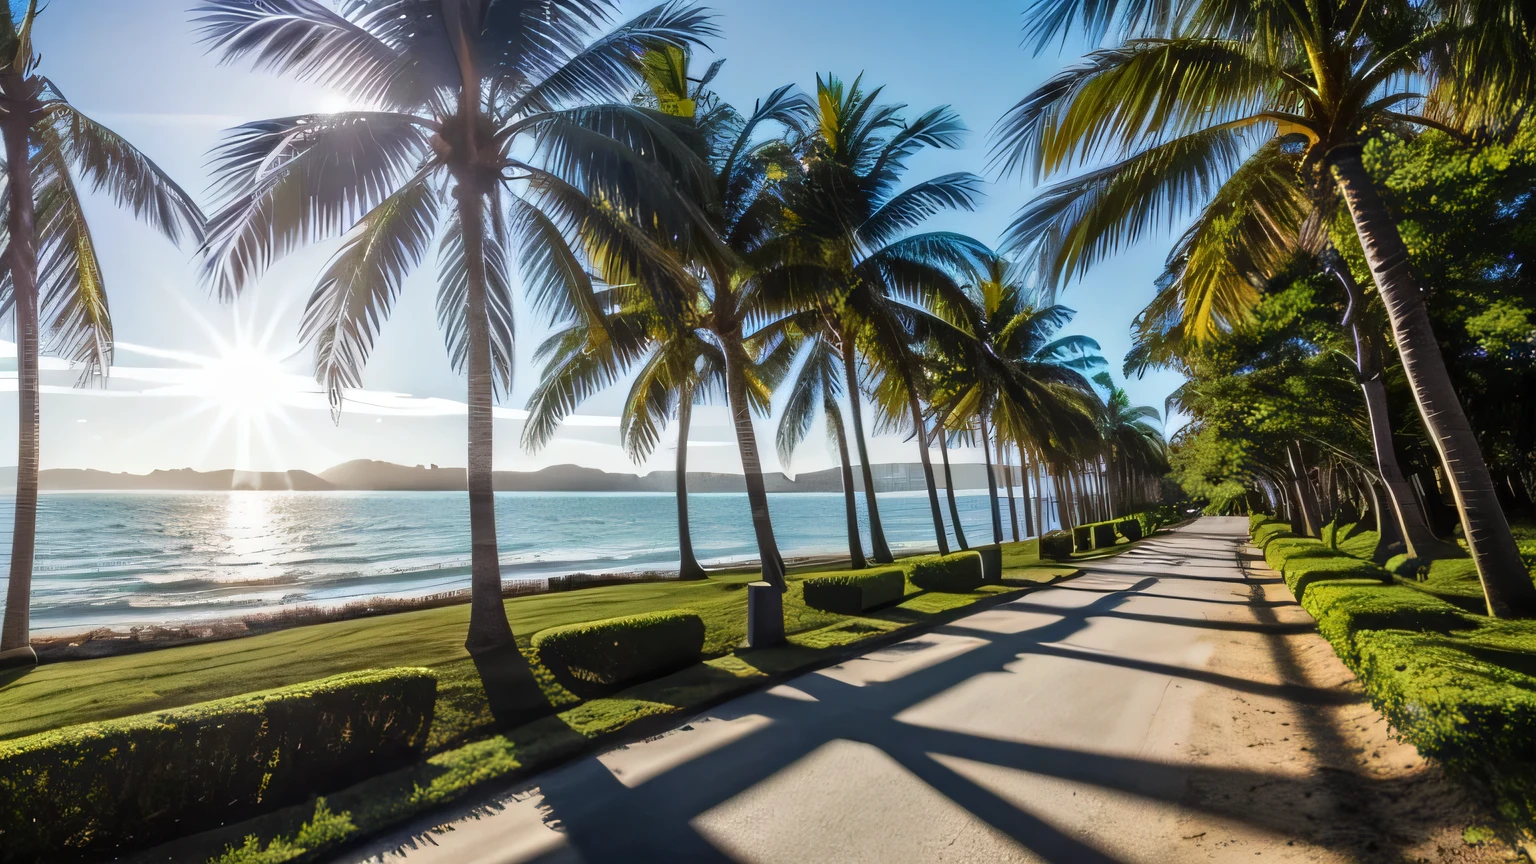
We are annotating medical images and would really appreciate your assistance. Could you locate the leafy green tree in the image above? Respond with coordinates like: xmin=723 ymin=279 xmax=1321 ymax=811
xmin=995 ymin=0 xmax=1536 ymax=615
xmin=196 ymin=0 xmax=715 ymax=654
xmin=0 ymin=2 xmax=204 ymax=660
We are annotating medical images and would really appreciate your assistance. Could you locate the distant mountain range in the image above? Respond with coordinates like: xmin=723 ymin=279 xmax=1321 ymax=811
xmin=0 ymin=460 xmax=995 ymax=493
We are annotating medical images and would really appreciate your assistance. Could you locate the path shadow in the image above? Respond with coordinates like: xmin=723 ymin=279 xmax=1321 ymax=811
xmin=370 ymin=521 xmax=1412 ymax=864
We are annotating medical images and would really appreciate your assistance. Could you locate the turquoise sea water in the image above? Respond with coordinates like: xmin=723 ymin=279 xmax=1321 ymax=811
xmin=0 ymin=489 xmax=1058 ymax=635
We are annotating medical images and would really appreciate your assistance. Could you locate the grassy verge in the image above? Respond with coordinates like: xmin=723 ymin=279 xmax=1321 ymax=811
xmin=1250 ymin=516 xmax=1536 ymax=834
xmin=93 ymin=538 xmax=1095 ymax=863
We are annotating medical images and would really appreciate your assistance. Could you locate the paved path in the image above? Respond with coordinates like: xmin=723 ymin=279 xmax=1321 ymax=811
xmin=346 ymin=518 xmax=1502 ymax=864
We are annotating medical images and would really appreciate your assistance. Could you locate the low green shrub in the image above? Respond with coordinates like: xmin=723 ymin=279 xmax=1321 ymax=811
xmin=1072 ymin=525 xmax=1093 ymax=553
xmin=909 ymin=551 xmax=984 ymax=593
xmin=802 ymin=568 xmax=906 ymax=614
xmin=1249 ymin=519 xmax=1536 ymax=830
xmin=0 ymin=668 xmax=435 ymax=863
xmin=1118 ymin=518 xmax=1141 ymax=542
xmin=1249 ymin=512 xmax=1271 ymax=533
xmin=533 ymin=611 xmax=705 ymax=695
xmin=1092 ymin=522 xmax=1117 ymax=548
xmin=1039 ymin=530 xmax=1073 ymax=560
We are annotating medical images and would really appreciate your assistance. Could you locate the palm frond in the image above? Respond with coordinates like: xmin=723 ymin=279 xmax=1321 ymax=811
xmin=46 ymin=102 xmax=205 ymax=246
xmin=1001 ymin=125 xmax=1251 ymax=292
xmin=33 ymin=129 xmax=112 ymax=382
xmin=193 ymin=0 xmax=409 ymax=107
xmin=202 ymin=112 xmax=435 ymax=299
xmin=858 ymin=173 xmax=985 ymax=249
xmin=300 ymin=171 xmax=440 ymax=413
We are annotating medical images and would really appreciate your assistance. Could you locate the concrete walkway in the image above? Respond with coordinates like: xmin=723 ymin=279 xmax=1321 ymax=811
xmin=345 ymin=517 xmax=1505 ymax=864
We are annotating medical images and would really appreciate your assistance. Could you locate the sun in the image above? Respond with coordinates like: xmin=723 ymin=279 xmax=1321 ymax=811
xmin=202 ymin=344 xmax=293 ymax=419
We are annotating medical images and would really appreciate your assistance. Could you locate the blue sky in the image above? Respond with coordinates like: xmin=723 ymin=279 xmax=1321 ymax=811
xmin=2 ymin=0 xmax=1186 ymax=476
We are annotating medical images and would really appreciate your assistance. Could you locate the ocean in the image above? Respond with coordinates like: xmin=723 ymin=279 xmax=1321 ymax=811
xmin=0 ymin=489 xmax=1059 ymax=636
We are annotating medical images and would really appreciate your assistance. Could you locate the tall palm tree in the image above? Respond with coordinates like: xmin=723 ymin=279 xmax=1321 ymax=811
xmin=994 ymin=0 xmax=1536 ymax=616
xmin=528 ymin=44 xmax=813 ymax=597
xmin=935 ymin=256 xmax=1103 ymax=543
xmin=784 ymin=73 xmax=990 ymax=558
xmin=524 ymin=286 xmax=727 ymax=580
xmin=1092 ymin=372 xmax=1168 ymax=516
xmin=0 ymin=2 xmax=205 ymax=663
xmin=778 ymin=327 xmax=868 ymax=568
xmin=195 ymin=0 xmax=716 ymax=653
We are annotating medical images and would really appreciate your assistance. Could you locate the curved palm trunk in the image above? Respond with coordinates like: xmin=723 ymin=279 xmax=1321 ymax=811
xmin=1325 ymin=254 xmax=1436 ymax=559
xmin=905 ymin=384 xmax=950 ymax=555
xmin=1053 ymin=470 xmax=1072 ymax=529
xmin=1034 ymin=459 xmax=1046 ymax=534
xmin=981 ymin=415 xmax=1003 ymax=544
xmin=0 ymin=103 xmax=38 ymax=658
xmin=725 ymin=340 xmax=786 ymax=588
xmin=1020 ymin=447 xmax=1035 ymax=538
xmin=936 ymin=417 xmax=968 ymax=550
xmin=1332 ymin=145 xmax=1536 ymax=617
xmin=827 ymin=394 xmax=867 ymax=569
xmin=1287 ymin=442 xmax=1322 ymax=538
xmin=839 ymin=336 xmax=893 ymax=563
xmin=1002 ymin=440 xmax=1020 ymax=541
xmin=457 ymin=190 xmax=516 ymax=656
xmin=674 ymin=396 xmax=707 ymax=581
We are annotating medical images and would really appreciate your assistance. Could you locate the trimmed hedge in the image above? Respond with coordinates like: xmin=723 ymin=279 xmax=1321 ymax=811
xmin=802 ymin=568 xmax=907 ymax=614
xmin=1250 ymin=518 xmax=1536 ymax=828
xmin=1040 ymin=530 xmax=1073 ymax=560
xmin=1091 ymin=522 xmax=1116 ymax=548
xmin=0 ymin=668 xmax=435 ymax=862
xmin=1118 ymin=518 xmax=1141 ymax=542
xmin=533 ymin=611 xmax=705 ymax=695
xmin=909 ymin=551 xmax=984 ymax=593
xmin=1072 ymin=525 xmax=1093 ymax=552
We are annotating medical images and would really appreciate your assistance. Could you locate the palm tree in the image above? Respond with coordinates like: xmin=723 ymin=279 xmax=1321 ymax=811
xmin=994 ymin=0 xmax=1536 ymax=616
xmin=524 ymin=286 xmax=726 ymax=580
xmin=1092 ymin=372 xmax=1168 ymax=516
xmin=0 ymin=2 xmax=204 ymax=663
xmin=784 ymin=73 xmax=990 ymax=558
xmin=195 ymin=0 xmax=716 ymax=653
xmin=778 ymin=327 xmax=868 ymax=568
xmin=934 ymin=256 xmax=1103 ymax=543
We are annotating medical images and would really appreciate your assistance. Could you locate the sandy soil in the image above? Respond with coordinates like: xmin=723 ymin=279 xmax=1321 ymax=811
xmin=1170 ymin=548 xmax=1520 ymax=863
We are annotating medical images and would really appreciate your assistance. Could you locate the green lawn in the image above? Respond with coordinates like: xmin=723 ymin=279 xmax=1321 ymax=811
xmin=0 ymin=540 xmax=1074 ymax=745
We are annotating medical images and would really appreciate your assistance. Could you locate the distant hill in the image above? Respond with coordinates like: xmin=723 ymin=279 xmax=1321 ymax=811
xmin=0 ymin=460 xmax=994 ymax=493
xmin=0 ymin=467 xmax=333 ymax=491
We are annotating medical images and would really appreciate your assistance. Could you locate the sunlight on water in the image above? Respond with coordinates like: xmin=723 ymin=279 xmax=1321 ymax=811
xmin=0 ymin=490 xmax=1057 ymax=634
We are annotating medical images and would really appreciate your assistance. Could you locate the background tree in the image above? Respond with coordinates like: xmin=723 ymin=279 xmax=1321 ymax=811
xmin=196 ymin=0 xmax=715 ymax=655
xmin=994 ymin=0 xmax=1536 ymax=615
xmin=784 ymin=73 xmax=989 ymax=557
xmin=0 ymin=1 xmax=204 ymax=661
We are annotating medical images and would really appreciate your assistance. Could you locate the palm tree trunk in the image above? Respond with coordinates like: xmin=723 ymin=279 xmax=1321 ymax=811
xmin=906 ymin=384 xmax=950 ymax=555
xmin=1054 ymin=470 xmax=1072 ymax=529
xmin=1331 ymin=144 xmax=1536 ymax=617
xmin=839 ymin=335 xmax=892 ymax=563
xmin=828 ymin=395 xmax=867 ymax=569
xmin=1 ymin=103 xmax=38 ymax=657
xmin=725 ymin=340 xmax=787 ymax=588
xmin=1020 ymin=447 xmax=1035 ymax=538
xmin=1038 ymin=458 xmax=1050 ymax=531
xmin=1288 ymin=442 xmax=1322 ymax=538
xmin=674 ymin=396 xmax=707 ymax=581
xmin=981 ymin=415 xmax=1003 ymax=544
xmin=1325 ymin=253 xmax=1436 ymax=559
xmin=936 ymin=417 xmax=968 ymax=550
xmin=456 ymin=190 xmax=517 ymax=656
xmin=1001 ymin=438 xmax=1020 ymax=541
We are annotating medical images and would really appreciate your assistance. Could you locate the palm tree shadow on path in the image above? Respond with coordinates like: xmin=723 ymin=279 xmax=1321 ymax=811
xmin=384 ymin=529 xmax=1438 ymax=863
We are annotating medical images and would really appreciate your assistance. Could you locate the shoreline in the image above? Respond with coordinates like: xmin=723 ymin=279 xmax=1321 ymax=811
xmin=26 ymin=548 xmax=913 ymax=664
